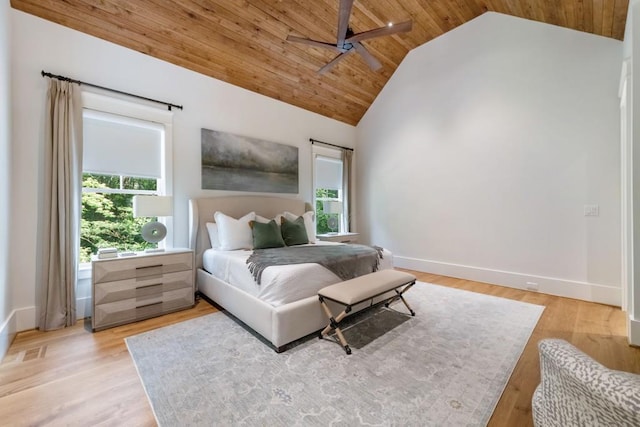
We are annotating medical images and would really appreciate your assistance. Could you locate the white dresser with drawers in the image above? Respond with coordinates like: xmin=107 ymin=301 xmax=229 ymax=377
xmin=91 ymin=248 xmax=195 ymax=331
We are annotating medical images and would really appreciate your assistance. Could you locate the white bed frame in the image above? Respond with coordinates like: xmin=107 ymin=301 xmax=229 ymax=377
xmin=188 ymin=196 xmax=388 ymax=352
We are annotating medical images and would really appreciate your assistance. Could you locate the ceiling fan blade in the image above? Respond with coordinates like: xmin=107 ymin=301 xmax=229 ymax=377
xmin=346 ymin=20 xmax=413 ymax=43
xmin=318 ymin=49 xmax=355 ymax=75
xmin=337 ymin=0 xmax=354 ymax=48
xmin=353 ymin=42 xmax=382 ymax=71
xmin=287 ymin=35 xmax=344 ymax=52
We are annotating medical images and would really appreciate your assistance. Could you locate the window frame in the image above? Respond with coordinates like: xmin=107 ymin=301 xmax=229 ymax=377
xmin=312 ymin=145 xmax=344 ymax=234
xmin=79 ymin=92 xmax=173 ymax=268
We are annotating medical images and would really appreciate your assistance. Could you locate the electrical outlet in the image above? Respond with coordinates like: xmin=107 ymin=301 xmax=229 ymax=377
xmin=584 ymin=204 xmax=599 ymax=217
xmin=526 ymin=281 xmax=539 ymax=292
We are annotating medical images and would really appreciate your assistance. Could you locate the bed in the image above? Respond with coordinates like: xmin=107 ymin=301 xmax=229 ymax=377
xmin=188 ymin=196 xmax=394 ymax=352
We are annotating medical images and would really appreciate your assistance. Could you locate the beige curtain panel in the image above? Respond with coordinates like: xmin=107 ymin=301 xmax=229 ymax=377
xmin=342 ymin=149 xmax=352 ymax=233
xmin=39 ymin=78 xmax=82 ymax=331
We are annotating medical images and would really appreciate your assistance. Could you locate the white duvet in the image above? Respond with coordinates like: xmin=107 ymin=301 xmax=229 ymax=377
xmin=202 ymin=241 xmax=393 ymax=307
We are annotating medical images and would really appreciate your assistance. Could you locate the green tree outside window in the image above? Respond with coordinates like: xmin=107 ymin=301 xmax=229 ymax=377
xmin=315 ymin=188 xmax=340 ymax=234
xmin=80 ymin=173 xmax=158 ymax=262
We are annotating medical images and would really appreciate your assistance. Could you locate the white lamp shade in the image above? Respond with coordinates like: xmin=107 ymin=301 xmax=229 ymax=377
xmin=133 ymin=195 xmax=173 ymax=218
xmin=323 ymin=200 xmax=343 ymax=214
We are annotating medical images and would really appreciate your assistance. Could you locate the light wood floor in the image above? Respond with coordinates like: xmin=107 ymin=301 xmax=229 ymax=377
xmin=1 ymin=270 xmax=639 ymax=426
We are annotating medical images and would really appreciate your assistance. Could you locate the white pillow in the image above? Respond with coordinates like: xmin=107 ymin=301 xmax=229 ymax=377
xmin=213 ymin=211 xmax=256 ymax=250
xmin=205 ymin=222 xmax=220 ymax=249
xmin=256 ymin=213 xmax=284 ymax=226
xmin=284 ymin=211 xmax=315 ymax=243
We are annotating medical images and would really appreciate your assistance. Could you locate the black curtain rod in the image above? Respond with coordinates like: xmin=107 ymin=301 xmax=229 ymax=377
xmin=41 ymin=70 xmax=183 ymax=111
xmin=309 ymin=138 xmax=354 ymax=152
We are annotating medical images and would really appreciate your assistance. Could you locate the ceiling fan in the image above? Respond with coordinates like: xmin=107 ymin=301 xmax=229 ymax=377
xmin=286 ymin=0 xmax=412 ymax=75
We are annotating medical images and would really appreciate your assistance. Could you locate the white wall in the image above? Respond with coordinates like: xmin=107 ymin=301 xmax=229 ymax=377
xmin=357 ymin=12 xmax=622 ymax=305
xmin=10 ymin=10 xmax=355 ymax=330
xmin=0 ymin=0 xmax=14 ymax=359
xmin=624 ymin=0 xmax=640 ymax=345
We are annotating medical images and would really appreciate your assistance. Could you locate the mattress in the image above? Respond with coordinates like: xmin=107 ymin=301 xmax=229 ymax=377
xmin=202 ymin=241 xmax=393 ymax=307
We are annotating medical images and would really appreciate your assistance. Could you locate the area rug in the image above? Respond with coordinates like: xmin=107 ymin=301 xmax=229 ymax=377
xmin=126 ymin=282 xmax=544 ymax=426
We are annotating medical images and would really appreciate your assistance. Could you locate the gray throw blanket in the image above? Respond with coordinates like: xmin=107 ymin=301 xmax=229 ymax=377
xmin=246 ymin=244 xmax=384 ymax=285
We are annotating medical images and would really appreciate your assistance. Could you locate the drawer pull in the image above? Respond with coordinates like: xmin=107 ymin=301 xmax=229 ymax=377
xmin=136 ymin=264 xmax=162 ymax=270
xmin=136 ymin=301 xmax=162 ymax=309
xmin=136 ymin=283 xmax=162 ymax=290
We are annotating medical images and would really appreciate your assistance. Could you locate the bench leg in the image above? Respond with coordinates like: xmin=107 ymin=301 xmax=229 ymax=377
xmin=319 ymin=297 xmax=352 ymax=355
xmin=384 ymin=281 xmax=416 ymax=316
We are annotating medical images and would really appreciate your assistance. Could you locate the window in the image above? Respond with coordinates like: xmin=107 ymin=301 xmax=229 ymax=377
xmin=313 ymin=146 xmax=343 ymax=234
xmin=80 ymin=173 xmax=158 ymax=263
xmin=79 ymin=93 xmax=173 ymax=263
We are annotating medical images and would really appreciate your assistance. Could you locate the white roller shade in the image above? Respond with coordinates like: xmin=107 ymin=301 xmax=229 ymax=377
xmin=83 ymin=109 xmax=164 ymax=178
xmin=315 ymin=156 xmax=343 ymax=190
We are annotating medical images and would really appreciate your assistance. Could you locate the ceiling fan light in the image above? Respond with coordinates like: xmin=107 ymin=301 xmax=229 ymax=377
xmin=388 ymin=22 xmax=393 ymax=27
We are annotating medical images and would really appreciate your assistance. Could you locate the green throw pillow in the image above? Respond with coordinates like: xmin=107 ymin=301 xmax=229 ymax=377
xmin=280 ymin=216 xmax=309 ymax=246
xmin=250 ymin=220 xmax=285 ymax=249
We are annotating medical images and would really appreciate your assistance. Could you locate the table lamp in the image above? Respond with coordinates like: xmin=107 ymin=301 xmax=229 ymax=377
xmin=133 ymin=195 xmax=173 ymax=252
xmin=323 ymin=200 xmax=343 ymax=234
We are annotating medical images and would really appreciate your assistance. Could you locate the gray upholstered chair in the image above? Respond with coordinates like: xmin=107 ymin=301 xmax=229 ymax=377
xmin=532 ymin=338 xmax=640 ymax=426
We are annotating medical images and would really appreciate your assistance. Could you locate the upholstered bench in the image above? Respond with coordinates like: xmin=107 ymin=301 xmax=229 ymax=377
xmin=318 ymin=270 xmax=416 ymax=354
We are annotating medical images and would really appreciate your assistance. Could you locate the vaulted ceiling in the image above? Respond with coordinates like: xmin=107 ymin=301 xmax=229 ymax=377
xmin=11 ymin=1 xmax=629 ymax=125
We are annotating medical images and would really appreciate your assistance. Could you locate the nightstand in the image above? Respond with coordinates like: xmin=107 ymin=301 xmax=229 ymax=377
xmin=91 ymin=248 xmax=195 ymax=331
xmin=317 ymin=232 xmax=360 ymax=243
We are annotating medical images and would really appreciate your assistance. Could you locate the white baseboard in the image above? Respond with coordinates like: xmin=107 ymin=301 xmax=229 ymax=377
xmin=15 ymin=306 xmax=36 ymax=331
xmin=394 ymin=255 xmax=621 ymax=307
xmin=3 ymin=295 xmax=91 ymax=335
xmin=0 ymin=306 xmax=38 ymax=361
xmin=628 ymin=315 xmax=640 ymax=346
xmin=0 ymin=310 xmax=17 ymax=361
xmin=16 ymin=297 xmax=91 ymax=330
xmin=0 ymin=305 xmax=36 ymax=359
xmin=0 ymin=294 xmax=92 ymax=360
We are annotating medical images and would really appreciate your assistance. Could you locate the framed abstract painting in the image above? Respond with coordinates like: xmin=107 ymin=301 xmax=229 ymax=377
xmin=201 ymin=128 xmax=299 ymax=194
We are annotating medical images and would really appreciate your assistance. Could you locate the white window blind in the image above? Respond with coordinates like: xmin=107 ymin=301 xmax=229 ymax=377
xmin=315 ymin=155 xmax=343 ymax=190
xmin=83 ymin=109 xmax=164 ymax=178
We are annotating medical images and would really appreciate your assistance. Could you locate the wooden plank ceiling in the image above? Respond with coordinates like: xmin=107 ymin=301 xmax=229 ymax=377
xmin=11 ymin=0 xmax=629 ymax=126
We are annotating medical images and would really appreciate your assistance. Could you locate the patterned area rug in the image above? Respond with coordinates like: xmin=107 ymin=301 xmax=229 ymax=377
xmin=126 ymin=282 xmax=544 ymax=426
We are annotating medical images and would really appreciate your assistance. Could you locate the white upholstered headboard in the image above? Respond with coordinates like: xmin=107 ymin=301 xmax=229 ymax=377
xmin=188 ymin=196 xmax=313 ymax=269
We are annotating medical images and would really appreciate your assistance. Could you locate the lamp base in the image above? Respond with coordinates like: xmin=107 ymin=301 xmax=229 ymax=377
xmin=141 ymin=221 xmax=167 ymax=244
xmin=327 ymin=216 xmax=339 ymax=234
